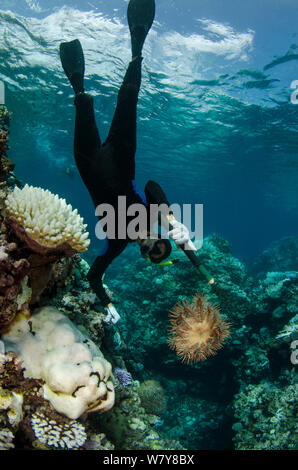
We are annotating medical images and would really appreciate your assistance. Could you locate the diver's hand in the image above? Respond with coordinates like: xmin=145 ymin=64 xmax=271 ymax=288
xmin=181 ymin=238 xmax=197 ymax=251
xmin=103 ymin=303 xmax=121 ymax=324
xmin=168 ymin=220 xmax=197 ymax=251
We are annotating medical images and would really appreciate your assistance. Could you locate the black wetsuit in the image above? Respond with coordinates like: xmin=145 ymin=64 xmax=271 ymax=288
xmin=74 ymin=56 xmax=170 ymax=306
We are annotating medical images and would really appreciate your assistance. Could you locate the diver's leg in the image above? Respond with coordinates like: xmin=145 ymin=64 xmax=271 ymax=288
xmin=105 ymin=56 xmax=142 ymax=161
xmin=105 ymin=0 xmax=155 ymax=173
xmin=74 ymin=93 xmax=102 ymax=176
xmin=59 ymin=39 xmax=101 ymax=174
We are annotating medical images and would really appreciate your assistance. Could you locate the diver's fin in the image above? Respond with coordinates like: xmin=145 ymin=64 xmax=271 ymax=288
xmin=127 ymin=0 xmax=155 ymax=57
xmin=59 ymin=39 xmax=85 ymax=94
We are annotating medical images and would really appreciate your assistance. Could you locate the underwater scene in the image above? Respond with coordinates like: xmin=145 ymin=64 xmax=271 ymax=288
xmin=0 ymin=0 xmax=297 ymax=453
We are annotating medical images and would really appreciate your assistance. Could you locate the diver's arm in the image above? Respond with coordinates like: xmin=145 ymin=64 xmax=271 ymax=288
xmin=166 ymin=214 xmax=196 ymax=251
xmin=144 ymin=180 xmax=172 ymax=208
xmin=104 ymin=303 xmax=121 ymax=324
xmin=87 ymin=256 xmax=113 ymax=307
xmin=88 ymin=257 xmax=121 ymax=324
xmin=144 ymin=180 xmax=196 ymax=251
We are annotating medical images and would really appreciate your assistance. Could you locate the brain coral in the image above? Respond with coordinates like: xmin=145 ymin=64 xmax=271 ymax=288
xmin=5 ymin=185 xmax=90 ymax=255
xmin=2 ymin=306 xmax=115 ymax=419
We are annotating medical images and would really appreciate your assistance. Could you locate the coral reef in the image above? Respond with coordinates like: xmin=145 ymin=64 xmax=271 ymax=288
xmin=2 ymin=306 xmax=115 ymax=420
xmin=0 ymin=428 xmax=15 ymax=450
xmin=251 ymin=236 xmax=298 ymax=278
xmin=96 ymin=381 xmax=183 ymax=450
xmin=101 ymin=233 xmax=297 ymax=450
xmin=0 ymin=107 xmax=31 ymax=331
xmin=232 ymin=374 xmax=297 ymax=450
xmin=0 ymin=341 xmax=116 ymax=450
xmin=114 ymin=368 xmax=133 ymax=387
xmin=0 ymin=233 xmax=31 ymax=333
xmin=0 ymin=105 xmax=10 ymax=128
xmin=31 ymin=411 xmax=87 ymax=449
xmin=0 ymin=130 xmax=8 ymax=158
xmin=0 ymin=182 xmax=91 ymax=328
xmin=138 ymin=380 xmax=167 ymax=416
xmin=0 ymin=105 xmax=14 ymax=184
xmin=168 ymin=294 xmax=231 ymax=363
xmin=0 ymin=100 xmax=296 ymax=451
xmin=5 ymin=184 xmax=90 ymax=254
xmin=0 ymin=181 xmax=183 ymax=451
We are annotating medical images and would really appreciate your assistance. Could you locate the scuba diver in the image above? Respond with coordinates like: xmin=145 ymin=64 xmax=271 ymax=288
xmin=59 ymin=0 xmax=196 ymax=324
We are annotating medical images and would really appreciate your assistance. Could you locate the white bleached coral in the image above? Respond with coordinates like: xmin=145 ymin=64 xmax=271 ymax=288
xmin=5 ymin=184 xmax=90 ymax=253
xmin=0 ymin=428 xmax=14 ymax=450
xmin=2 ymin=306 xmax=115 ymax=419
xmin=31 ymin=411 xmax=87 ymax=449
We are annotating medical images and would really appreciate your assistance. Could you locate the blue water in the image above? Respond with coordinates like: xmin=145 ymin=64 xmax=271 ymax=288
xmin=1 ymin=0 xmax=297 ymax=267
xmin=1 ymin=0 xmax=298 ymax=453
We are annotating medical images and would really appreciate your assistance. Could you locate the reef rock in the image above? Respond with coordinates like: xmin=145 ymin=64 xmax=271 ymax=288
xmin=251 ymin=236 xmax=298 ymax=278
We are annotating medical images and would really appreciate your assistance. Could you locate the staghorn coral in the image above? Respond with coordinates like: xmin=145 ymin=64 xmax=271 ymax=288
xmin=168 ymin=293 xmax=231 ymax=363
xmin=5 ymin=184 xmax=90 ymax=255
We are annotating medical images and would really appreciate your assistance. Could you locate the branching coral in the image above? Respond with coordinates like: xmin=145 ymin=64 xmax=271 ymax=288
xmin=5 ymin=184 xmax=90 ymax=255
xmin=31 ymin=410 xmax=87 ymax=449
xmin=168 ymin=294 xmax=231 ymax=363
xmin=2 ymin=184 xmax=91 ymax=305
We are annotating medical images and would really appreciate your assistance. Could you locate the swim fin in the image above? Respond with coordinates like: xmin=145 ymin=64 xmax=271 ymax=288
xmin=127 ymin=0 xmax=155 ymax=57
xmin=59 ymin=39 xmax=85 ymax=94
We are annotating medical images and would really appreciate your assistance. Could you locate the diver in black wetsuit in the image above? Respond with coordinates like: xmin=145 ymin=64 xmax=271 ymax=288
xmin=59 ymin=0 xmax=196 ymax=323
